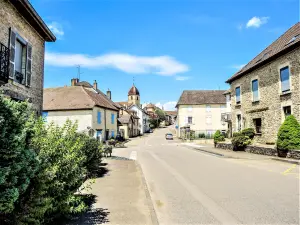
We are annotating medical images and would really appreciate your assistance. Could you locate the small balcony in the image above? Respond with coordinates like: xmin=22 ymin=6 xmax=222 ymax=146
xmin=0 ymin=42 xmax=9 ymax=85
xmin=221 ymin=112 xmax=231 ymax=122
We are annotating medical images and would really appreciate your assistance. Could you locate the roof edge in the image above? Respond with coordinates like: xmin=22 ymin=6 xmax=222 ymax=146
xmin=226 ymin=37 xmax=300 ymax=84
xmin=10 ymin=0 xmax=56 ymax=42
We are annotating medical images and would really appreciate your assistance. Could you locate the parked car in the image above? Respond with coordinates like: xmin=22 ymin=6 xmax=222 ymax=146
xmin=149 ymin=129 xmax=153 ymax=133
xmin=165 ymin=133 xmax=173 ymax=140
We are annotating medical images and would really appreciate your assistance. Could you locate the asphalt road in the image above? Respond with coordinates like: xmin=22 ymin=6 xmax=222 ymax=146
xmin=113 ymin=128 xmax=300 ymax=225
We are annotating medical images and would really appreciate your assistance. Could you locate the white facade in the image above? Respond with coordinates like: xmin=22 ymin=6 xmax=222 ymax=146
xmin=130 ymin=105 xmax=150 ymax=135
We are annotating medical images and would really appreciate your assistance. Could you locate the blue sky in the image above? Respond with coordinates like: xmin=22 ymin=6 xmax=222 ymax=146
xmin=32 ymin=0 xmax=299 ymax=110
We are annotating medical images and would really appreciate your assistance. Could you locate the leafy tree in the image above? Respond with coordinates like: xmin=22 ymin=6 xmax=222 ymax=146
xmin=0 ymin=96 xmax=39 ymax=215
xmin=155 ymin=108 xmax=166 ymax=122
xmin=149 ymin=118 xmax=160 ymax=128
xmin=213 ymin=130 xmax=225 ymax=146
xmin=277 ymin=115 xmax=300 ymax=151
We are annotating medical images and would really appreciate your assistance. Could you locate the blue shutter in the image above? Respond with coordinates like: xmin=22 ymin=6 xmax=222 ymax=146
xmin=42 ymin=111 xmax=48 ymax=122
xmin=97 ymin=111 xmax=101 ymax=124
xmin=111 ymin=131 xmax=115 ymax=137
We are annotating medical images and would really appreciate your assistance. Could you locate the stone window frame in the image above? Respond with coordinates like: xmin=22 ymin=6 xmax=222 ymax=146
xmin=235 ymin=110 xmax=243 ymax=132
xmin=280 ymin=100 xmax=293 ymax=123
xmin=250 ymin=76 xmax=260 ymax=102
xmin=234 ymin=84 xmax=242 ymax=105
xmin=278 ymin=62 xmax=292 ymax=95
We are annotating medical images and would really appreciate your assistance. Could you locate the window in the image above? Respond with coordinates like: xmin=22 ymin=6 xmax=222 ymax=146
xmin=97 ymin=111 xmax=101 ymax=124
xmin=111 ymin=113 xmax=115 ymax=124
xmin=283 ymin=106 xmax=291 ymax=117
xmin=252 ymin=79 xmax=259 ymax=102
xmin=235 ymin=87 xmax=241 ymax=104
xmin=237 ymin=114 xmax=242 ymax=131
xmin=206 ymin=115 xmax=212 ymax=124
xmin=280 ymin=67 xmax=290 ymax=93
xmin=188 ymin=116 xmax=193 ymax=124
xmin=206 ymin=105 xmax=211 ymax=112
xmin=188 ymin=106 xmax=192 ymax=112
xmin=220 ymin=105 xmax=225 ymax=111
xmin=96 ymin=130 xmax=102 ymax=141
xmin=131 ymin=96 xmax=133 ymax=100
xmin=137 ymin=96 xmax=139 ymax=100
xmin=42 ymin=111 xmax=48 ymax=122
xmin=253 ymin=118 xmax=262 ymax=134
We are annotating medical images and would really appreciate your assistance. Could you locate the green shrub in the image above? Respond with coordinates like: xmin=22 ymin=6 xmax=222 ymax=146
xmin=0 ymin=96 xmax=39 ymax=215
xmin=233 ymin=132 xmax=243 ymax=137
xmin=15 ymin=120 xmax=91 ymax=224
xmin=232 ymin=135 xmax=251 ymax=151
xmin=190 ymin=130 xmax=195 ymax=140
xmin=214 ymin=130 xmax=225 ymax=145
xmin=241 ymin=128 xmax=255 ymax=139
xmin=198 ymin=133 xmax=205 ymax=138
xmin=277 ymin=115 xmax=300 ymax=151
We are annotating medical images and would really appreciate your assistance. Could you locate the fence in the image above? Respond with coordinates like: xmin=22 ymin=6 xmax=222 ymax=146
xmin=180 ymin=129 xmax=227 ymax=140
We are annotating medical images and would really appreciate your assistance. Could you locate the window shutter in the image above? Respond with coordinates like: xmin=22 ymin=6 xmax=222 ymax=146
xmin=25 ymin=43 xmax=32 ymax=87
xmin=97 ymin=111 xmax=101 ymax=124
xmin=9 ymin=28 xmax=16 ymax=79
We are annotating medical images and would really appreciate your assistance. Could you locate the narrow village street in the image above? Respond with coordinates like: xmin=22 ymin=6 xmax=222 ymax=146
xmin=113 ymin=127 xmax=300 ymax=225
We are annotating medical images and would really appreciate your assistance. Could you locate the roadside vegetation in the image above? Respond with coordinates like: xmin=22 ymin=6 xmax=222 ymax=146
xmin=0 ymin=95 xmax=103 ymax=224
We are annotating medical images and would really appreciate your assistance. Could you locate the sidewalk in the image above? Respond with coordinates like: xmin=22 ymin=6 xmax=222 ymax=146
xmin=182 ymin=142 xmax=300 ymax=164
xmin=69 ymin=159 xmax=157 ymax=225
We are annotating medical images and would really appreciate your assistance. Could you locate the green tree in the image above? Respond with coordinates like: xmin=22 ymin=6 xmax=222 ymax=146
xmin=155 ymin=108 xmax=166 ymax=122
xmin=0 ymin=96 xmax=39 ymax=215
xmin=241 ymin=128 xmax=255 ymax=139
xmin=277 ymin=115 xmax=300 ymax=151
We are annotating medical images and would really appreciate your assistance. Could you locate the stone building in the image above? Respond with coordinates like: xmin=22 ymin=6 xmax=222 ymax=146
xmin=0 ymin=0 xmax=56 ymax=113
xmin=226 ymin=22 xmax=300 ymax=144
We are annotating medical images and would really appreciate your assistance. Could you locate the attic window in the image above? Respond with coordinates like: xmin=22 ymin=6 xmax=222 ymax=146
xmin=286 ymin=34 xmax=300 ymax=45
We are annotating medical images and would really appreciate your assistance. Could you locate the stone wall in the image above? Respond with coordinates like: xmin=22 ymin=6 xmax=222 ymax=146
xmin=215 ymin=143 xmax=300 ymax=160
xmin=229 ymin=47 xmax=300 ymax=144
xmin=0 ymin=0 xmax=45 ymax=114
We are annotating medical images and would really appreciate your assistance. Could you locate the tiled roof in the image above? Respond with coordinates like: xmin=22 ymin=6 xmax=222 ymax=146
xmin=176 ymin=90 xmax=226 ymax=106
xmin=43 ymin=86 xmax=118 ymax=111
xmin=115 ymin=101 xmax=133 ymax=108
xmin=118 ymin=115 xmax=132 ymax=124
xmin=76 ymin=81 xmax=93 ymax=88
xmin=227 ymin=22 xmax=300 ymax=83
xmin=128 ymin=85 xmax=140 ymax=95
xmin=165 ymin=111 xmax=177 ymax=116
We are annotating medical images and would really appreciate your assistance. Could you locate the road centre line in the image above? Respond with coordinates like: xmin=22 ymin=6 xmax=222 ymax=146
xmin=282 ymin=164 xmax=297 ymax=175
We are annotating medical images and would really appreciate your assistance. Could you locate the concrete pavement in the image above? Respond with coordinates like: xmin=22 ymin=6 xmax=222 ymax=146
xmin=113 ymin=127 xmax=300 ymax=225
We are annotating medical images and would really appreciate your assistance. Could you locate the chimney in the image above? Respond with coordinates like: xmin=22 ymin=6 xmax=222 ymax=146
xmin=107 ymin=89 xmax=111 ymax=100
xmin=71 ymin=78 xmax=79 ymax=86
xmin=93 ymin=80 xmax=98 ymax=90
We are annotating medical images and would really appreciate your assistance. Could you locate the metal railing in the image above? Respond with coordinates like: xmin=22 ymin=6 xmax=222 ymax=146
xmin=0 ymin=42 xmax=9 ymax=85
xmin=180 ymin=129 xmax=228 ymax=140
xmin=221 ymin=112 xmax=232 ymax=122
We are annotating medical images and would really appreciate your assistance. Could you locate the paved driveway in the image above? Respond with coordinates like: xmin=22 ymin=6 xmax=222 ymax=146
xmin=113 ymin=127 xmax=300 ymax=225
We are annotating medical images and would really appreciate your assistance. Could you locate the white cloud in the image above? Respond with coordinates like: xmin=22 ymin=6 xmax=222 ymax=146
xmin=230 ymin=64 xmax=246 ymax=70
xmin=246 ymin=17 xmax=269 ymax=28
xmin=47 ymin=22 xmax=64 ymax=39
xmin=155 ymin=101 xmax=177 ymax=111
xmin=175 ymin=76 xmax=190 ymax=81
xmin=45 ymin=52 xmax=189 ymax=75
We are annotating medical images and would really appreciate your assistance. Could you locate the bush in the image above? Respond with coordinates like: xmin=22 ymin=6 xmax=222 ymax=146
xmin=198 ymin=133 xmax=205 ymax=138
xmin=15 ymin=120 xmax=101 ymax=224
xmin=233 ymin=132 xmax=243 ymax=137
xmin=241 ymin=128 xmax=255 ymax=139
xmin=214 ymin=130 xmax=225 ymax=146
xmin=0 ymin=96 xmax=39 ymax=216
xmin=190 ymin=130 xmax=195 ymax=140
xmin=277 ymin=115 xmax=300 ymax=151
xmin=232 ymin=135 xmax=251 ymax=151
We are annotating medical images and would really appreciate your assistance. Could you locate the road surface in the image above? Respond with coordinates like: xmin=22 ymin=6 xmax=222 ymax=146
xmin=113 ymin=127 xmax=300 ymax=225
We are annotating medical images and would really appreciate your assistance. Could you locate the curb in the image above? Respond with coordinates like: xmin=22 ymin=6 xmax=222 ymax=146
xmin=136 ymin=162 xmax=159 ymax=225
xmin=271 ymin=158 xmax=300 ymax=165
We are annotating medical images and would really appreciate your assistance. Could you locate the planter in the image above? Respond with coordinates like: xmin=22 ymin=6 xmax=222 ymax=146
xmin=277 ymin=149 xmax=288 ymax=158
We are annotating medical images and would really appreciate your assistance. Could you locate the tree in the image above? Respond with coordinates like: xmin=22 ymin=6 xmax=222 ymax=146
xmin=0 ymin=96 xmax=39 ymax=216
xmin=155 ymin=108 xmax=166 ymax=122
xmin=277 ymin=115 xmax=300 ymax=151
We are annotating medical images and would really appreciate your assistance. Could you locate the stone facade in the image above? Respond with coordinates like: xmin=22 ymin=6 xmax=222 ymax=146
xmin=0 ymin=0 xmax=48 ymax=113
xmin=230 ymin=47 xmax=300 ymax=144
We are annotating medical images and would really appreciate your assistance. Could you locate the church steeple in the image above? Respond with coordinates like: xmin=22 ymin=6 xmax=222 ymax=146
xmin=128 ymin=84 xmax=140 ymax=106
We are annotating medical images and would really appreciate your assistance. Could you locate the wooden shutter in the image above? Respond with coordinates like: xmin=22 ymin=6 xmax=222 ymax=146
xmin=9 ymin=28 xmax=16 ymax=79
xmin=97 ymin=111 xmax=101 ymax=124
xmin=25 ymin=43 xmax=32 ymax=87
